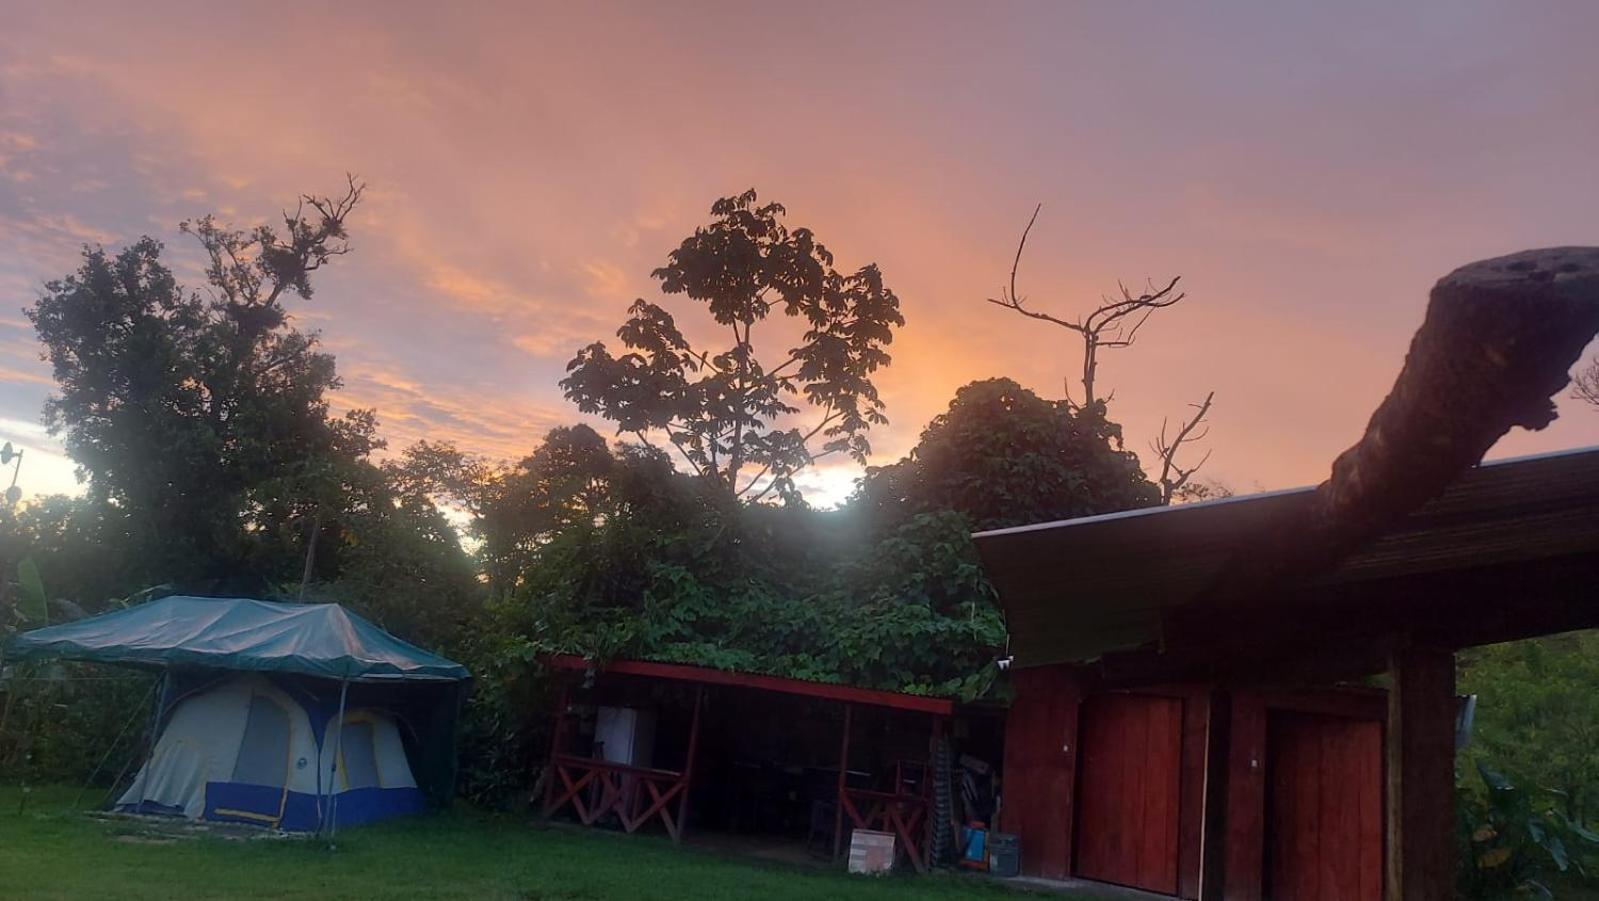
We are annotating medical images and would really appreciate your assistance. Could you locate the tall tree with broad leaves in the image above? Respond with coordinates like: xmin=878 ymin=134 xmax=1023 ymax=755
xmin=562 ymin=190 xmax=904 ymax=503
xmin=26 ymin=178 xmax=371 ymax=589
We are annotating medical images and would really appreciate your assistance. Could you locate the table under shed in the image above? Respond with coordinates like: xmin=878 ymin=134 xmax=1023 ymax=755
xmin=540 ymin=655 xmax=954 ymax=871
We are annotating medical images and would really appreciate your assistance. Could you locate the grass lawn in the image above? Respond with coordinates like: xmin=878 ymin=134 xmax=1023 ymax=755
xmin=0 ymin=786 xmax=1049 ymax=900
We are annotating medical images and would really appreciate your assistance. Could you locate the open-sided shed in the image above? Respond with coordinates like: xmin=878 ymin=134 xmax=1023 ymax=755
xmin=540 ymin=654 xmax=955 ymax=871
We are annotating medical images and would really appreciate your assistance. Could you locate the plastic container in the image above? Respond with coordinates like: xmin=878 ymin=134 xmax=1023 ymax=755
xmin=959 ymin=825 xmax=988 ymax=870
xmin=848 ymin=829 xmax=896 ymax=875
xmin=988 ymin=832 xmax=1020 ymax=878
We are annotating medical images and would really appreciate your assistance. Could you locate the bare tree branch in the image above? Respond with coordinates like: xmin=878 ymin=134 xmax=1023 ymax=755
xmin=985 ymin=205 xmax=1185 ymax=407
xmin=1576 ymin=355 xmax=1599 ymax=408
xmin=1152 ymin=391 xmax=1215 ymax=505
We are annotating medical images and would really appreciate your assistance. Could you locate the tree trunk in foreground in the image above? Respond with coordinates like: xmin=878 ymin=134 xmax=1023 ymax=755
xmin=1210 ymin=246 xmax=1599 ymax=599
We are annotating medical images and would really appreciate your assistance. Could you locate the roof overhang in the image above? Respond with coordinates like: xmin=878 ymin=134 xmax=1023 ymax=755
xmin=544 ymin=654 xmax=954 ymax=716
xmin=974 ymin=446 xmax=1599 ymax=682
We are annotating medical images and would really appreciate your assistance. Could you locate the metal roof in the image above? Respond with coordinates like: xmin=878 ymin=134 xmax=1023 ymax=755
xmin=973 ymin=446 xmax=1599 ymax=669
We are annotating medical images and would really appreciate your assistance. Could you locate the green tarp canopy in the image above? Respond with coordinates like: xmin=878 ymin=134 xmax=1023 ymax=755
xmin=5 ymin=595 xmax=470 ymax=683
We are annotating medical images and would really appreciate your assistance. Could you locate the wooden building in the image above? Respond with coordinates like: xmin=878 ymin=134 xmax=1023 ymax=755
xmin=975 ymin=446 xmax=1599 ymax=899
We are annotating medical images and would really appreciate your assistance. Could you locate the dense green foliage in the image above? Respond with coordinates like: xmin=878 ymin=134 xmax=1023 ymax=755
xmin=1 ymin=784 xmax=1035 ymax=900
xmin=1456 ymin=633 xmax=1599 ymax=897
xmin=1459 ymin=761 xmax=1599 ymax=900
xmin=1460 ymin=633 xmax=1599 ymax=824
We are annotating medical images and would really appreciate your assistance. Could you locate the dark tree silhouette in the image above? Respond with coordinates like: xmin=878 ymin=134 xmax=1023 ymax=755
xmin=858 ymin=377 xmax=1159 ymax=532
xmin=563 ymin=190 xmax=904 ymax=503
xmin=27 ymin=179 xmax=372 ymax=587
xmin=985 ymin=204 xmax=1215 ymax=503
xmin=1576 ymin=356 xmax=1599 ymax=408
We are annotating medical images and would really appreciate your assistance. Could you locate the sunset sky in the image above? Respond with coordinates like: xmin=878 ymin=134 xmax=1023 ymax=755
xmin=2 ymin=1 xmax=1597 ymax=506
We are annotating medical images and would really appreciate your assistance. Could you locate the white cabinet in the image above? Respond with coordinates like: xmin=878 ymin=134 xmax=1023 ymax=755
xmin=594 ymin=706 xmax=656 ymax=768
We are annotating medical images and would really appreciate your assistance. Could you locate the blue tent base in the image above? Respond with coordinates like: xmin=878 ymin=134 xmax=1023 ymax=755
xmin=117 ymin=785 xmax=427 ymax=832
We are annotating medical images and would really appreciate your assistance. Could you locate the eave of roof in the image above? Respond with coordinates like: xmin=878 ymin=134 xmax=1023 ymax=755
xmin=973 ymin=445 xmax=1599 ymax=670
xmin=544 ymin=654 xmax=954 ymax=716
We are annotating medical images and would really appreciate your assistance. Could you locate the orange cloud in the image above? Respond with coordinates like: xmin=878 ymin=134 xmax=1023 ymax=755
xmin=0 ymin=3 xmax=1595 ymax=509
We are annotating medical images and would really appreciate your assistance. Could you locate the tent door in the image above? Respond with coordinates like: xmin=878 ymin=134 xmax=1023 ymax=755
xmin=338 ymin=719 xmax=382 ymax=790
xmin=215 ymin=693 xmax=293 ymax=824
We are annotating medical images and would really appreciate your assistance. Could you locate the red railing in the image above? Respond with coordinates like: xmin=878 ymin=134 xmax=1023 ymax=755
xmin=542 ymin=754 xmax=692 ymax=841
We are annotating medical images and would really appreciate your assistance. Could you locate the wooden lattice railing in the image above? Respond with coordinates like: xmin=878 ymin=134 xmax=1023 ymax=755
xmin=542 ymin=754 xmax=693 ymax=841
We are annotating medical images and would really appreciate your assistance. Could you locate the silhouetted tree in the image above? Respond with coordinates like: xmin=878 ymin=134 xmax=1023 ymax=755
xmin=27 ymin=180 xmax=368 ymax=586
xmin=985 ymin=204 xmax=1214 ymax=503
xmin=562 ymin=190 xmax=904 ymax=503
xmin=858 ymin=377 xmax=1159 ymax=532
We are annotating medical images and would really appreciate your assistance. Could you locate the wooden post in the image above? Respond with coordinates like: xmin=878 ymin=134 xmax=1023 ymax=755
xmin=930 ymin=714 xmax=946 ymax=869
xmin=1198 ymin=690 xmax=1232 ymax=901
xmin=675 ymin=686 xmax=704 ymax=844
xmin=1386 ymin=644 xmax=1455 ymax=900
xmin=833 ymin=703 xmax=854 ymax=859
xmin=542 ymin=683 xmax=569 ymax=816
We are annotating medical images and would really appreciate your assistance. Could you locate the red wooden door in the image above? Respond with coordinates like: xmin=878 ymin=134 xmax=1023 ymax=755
xmin=1074 ymin=693 xmax=1183 ymax=895
xmin=1266 ymin=712 xmax=1383 ymax=901
xmin=1000 ymin=667 xmax=1080 ymax=879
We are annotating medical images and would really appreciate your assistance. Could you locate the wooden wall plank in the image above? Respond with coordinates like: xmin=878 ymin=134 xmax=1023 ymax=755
xmin=1179 ymin=689 xmax=1209 ymax=899
xmin=1225 ymin=691 xmax=1268 ymax=901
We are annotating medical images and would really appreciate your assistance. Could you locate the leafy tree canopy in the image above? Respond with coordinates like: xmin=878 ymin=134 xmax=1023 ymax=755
xmin=562 ymin=190 xmax=904 ymax=504
xmin=25 ymin=182 xmax=369 ymax=588
xmin=858 ymin=377 xmax=1159 ymax=532
xmin=19 ymin=181 xmax=480 ymax=651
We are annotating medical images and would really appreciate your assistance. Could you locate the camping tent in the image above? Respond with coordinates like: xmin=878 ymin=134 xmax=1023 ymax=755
xmin=5 ymin=595 xmax=471 ymax=831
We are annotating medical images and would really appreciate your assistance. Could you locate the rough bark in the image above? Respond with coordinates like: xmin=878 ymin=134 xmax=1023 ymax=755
xmin=1208 ymin=246 xmax=1599 ymax=601
xmin=1318 ymin=247 xmax=1599 ymax=537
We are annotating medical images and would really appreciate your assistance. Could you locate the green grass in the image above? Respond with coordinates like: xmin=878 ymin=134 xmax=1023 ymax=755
xmin=0 ymin=786 xmax=1041 ymax=900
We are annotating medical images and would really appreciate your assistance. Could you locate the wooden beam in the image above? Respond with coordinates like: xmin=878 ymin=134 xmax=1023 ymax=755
xmin=1386 ymin=644 xmax=1456 ymax=900
xmin=833 ymin=703 xmax=853 ymax=860
xmin=541 ymin=683 xmax=570 ymax=817
xmin=1096 ymin=551 xmax=1599 ymax=689
xmin=675 ymin=686 xmax=704 ymax=844
xmin=544 ymin=654 xmax=954 ymax=715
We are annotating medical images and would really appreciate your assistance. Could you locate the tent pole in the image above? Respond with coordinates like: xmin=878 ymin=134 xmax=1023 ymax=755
xmin=326 ymin=676 xmax=350 ymax=842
